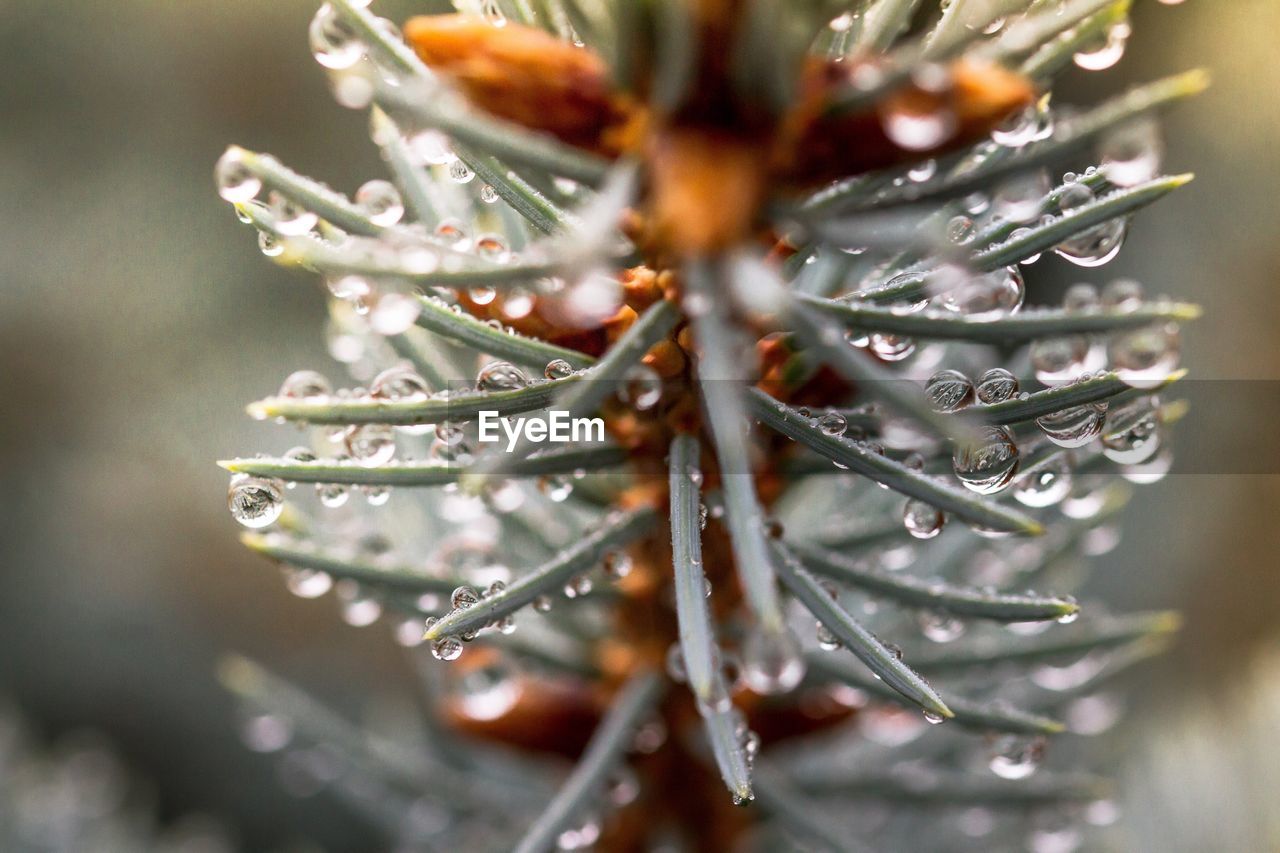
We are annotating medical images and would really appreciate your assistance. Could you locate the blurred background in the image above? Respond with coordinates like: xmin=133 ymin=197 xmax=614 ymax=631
xmin=0 ymin=0 xmax=1276 ymax=849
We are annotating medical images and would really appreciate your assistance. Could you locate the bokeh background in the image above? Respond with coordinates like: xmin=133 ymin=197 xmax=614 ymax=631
xmin=1 ymin=1 xmax=1276 ymax=849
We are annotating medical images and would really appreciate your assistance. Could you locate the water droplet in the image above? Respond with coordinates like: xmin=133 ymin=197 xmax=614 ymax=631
xmin=1013 ymin=460 xmax=1073 ymax=507
xmin=1055 ymin=219 xmax=1127 ymax=267
xmin=935 ymin=267 xmax=1024 ymax=318
xmin=241 ymin=713 xmax=293 ymax=753
xmin=456 ymin=660 xmax=521 ymax=720
xmin=316 ymin=480 xmax=349 ymax=508
xmin=947 ymin=215 xmax=976 ymax=244
xmin=620 ymin=364 xmax=662 ymax=411
xmin=215 ymin=148 xmax=261 ymax=203
xmin=476 ymin=360 xmax=528 ymax=391
xmin=903 ymin=499 xmax=946 ymax=539
xmin=434 ymin=218 xmax=471 ymax=250
xmin=284 ymin=567 xmax=333 ymax=599
xmin=952 ymin=427 xmax=1020 ymax=495
xmin=258 ymin=231 xmax=285 ymax=257
xmin=988 ymin=735 xmax=1045 ymax=780
xmin=992 ymin=100 xmax=1054 ymax=148
xmin=1031 ymin=336 xmax=1089 ymax=385
xmin=1102 ymin=278 xmax=1144 ymax=310
xmin=1036 ymin=404 xmax=1106 ymax=449
xmin=816 ymin=622 xmax=842 ymax=651
xmin=908 ymin=159 xmax=937 ymax=183
xmin=993 ymin=171 xmax=1050 ymax=223
xmin=918 ymin=611 xmax=965 ymax=643
xmin=883 ymin=106 xmax=957 ymax=151
xmin=344 ymin=423 xmax=396 ymax=466
xmin=1109 ymin=323 xmax=1180 ymax=389
xmin=544 ymin=359 xmax=574 ymax=380
xmin=817 ymin=411 xmax=848 ymax=436
xmin=228 ymin=474 xmax=284 ymax=528
xmin=976 ymin=368 xmax=1019 ymax=404
xmin=1101 ymin=118 xmax=1162 ymax=187
xmin=1073 ymin=21 xmax=1131 ymax=71
xmin=925 ymin=369 xmax=974 ymax=412
xmin=741 ymin=628 xmax=805 ymax=695
xmin=603 ymin=550 xmax=633 ymax=580
xmin=869 ymin=332 xmax=916 ymax=362
xmin=475 ymin=234 xmax=510 ymax=264
xmin=430 ymin=635 xmax=463 ymax=662
xmin=479 ymin=184 xmax=499 ymax=204
xmin=371 ymin=364 xmax=429 ymax=400
xmin=1101 ymin=400 xmax=1162 ymax=464
xmin=451 ymin=585 xmax=480 ymax=610
xmin=369 ymin=291 xmax=421 ymax=335
xmin=309 ymin=3 xmax=364 ymax=70
xmin=268 ymin=192 xmax=318 ymax=237
xmin=1062 ymin=282 xmax=1101 ymax=312
xmin=279 ymin=370 xmax=331 ymax=401
xmin=563 ymin=574 xmax=593 ymax=598
xmin=355 ymin=179 xmax=404 ymax=227
xmin=537 ymin=474 xmax=574 ymax=502
xmin=533 ymin=594 xmax=553 ymax=613
xmin=665 ymin=644 xmax=687 ymax=682
xmin=447 ymin=160 xmax=474 ymax=184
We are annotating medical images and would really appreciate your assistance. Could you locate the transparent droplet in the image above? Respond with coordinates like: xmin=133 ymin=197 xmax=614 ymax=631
xmin=1031 ymin=336 xmax=1089 ymax=385
xmin=228 ymin=474 xmax=284 ymax=528
xmin=479 ymin=184 xmax=499 ymax=204
xmin=816 ymin=622 xmax=842 ymax=651
xmin=258 ymin=231 xmax=285 ymax=257
xmin=883 ymin=106 xmax=957 ymax=151
xmin=1109 ymin=323 xmax=1180 ymax=389
xmin=544 ymin=358 xmax=574 ymax=380
xmin=665 ymin=644 xmax=688 ymax=682
xmin=371 ymin=364 xmax=429 ymax=400
xmin=952 ymin=427 xmax=1020 ymax=495
xmin=903 ymin=499 xmax=945 ymax=540
xmin=215 ymin=148 xmax=261 ymax=203
xmin=474 ymin=234 xmax=509 ymax=264
xmin=447 ymin=160 xmax=474 ymax=184
xmin=316 ymin=481 xmax=349 ymax=508
xmin=620 ymin=364 xmax=662 ymax=411
xmin=1073 ymin=21 xmax=1130 ymax=71
xmin=1101 ymin=400 xmax=1162 ymax=464
xmin=537 ymin=474 xmax=574 ymax=503
xmin=1102 ymin=278 xmax=1144 ymax=310
xmin=563 ymin=574 xmax=593 ymax=599
xmin=369 ymin=292 xmax=421 ymax=335
xmin=344 ymin=423 xmax=396 ymax=466
xmin=451 ymin=585 xmax=480 ymax=611
xmin=476 ymin=360 xmax=528 ymax=391
xmin=946 ymin=215 xmax=976 ymax=245
xmin=456 ymin=661 xmax=520 ymax=721
xmin=268 ymin=192 xmax=319 ymax=237
xmin=869 ymin=332 xmax=916 ymax=362
xmin=434 ymin=218 xmax=471 ymax=250
xmin=533 ymin=594 xmax=554 ymax=613
xmin=1062 ymin=282 xmax=1101 ymax=312
xmin=355 ymin=179 xmax=404 ymax=227
xmin=603 ymin=550 xmax=633 ymax=580
xmin=1013 ymin=460 xmax=1073 ymax=507
xmin=309 ymin=4 xmax=363 ymax=70
xmin=1101 ymin=118 xmax=1162 ymax=187
xmin=935 ymin=267 xmax=1024 ymax=318
xmin=993 ymin=171 xmax=1051 ymax=223
xmin=430 ymin=635 xmax=463 ymax=662
xmin=976 ymin=368 xmax=1019 ymax=404
xmin=1055 ymin=219 xmax=1127 ymax=267
xmin=284 ymin=567 xmax=333 ymax=599
xmin=741 ymin=628 xmax=805 ymax=695
xmin=1036 ymin=404 xmax=1106 ymax=449
xmin=988 ymin=735 xmax=1045 ymax=780
xmin=918 ymin=611 xmax=965 ymax=643
xmin=817 ymin=411 xmax=848 ymax=436
xmin=925 ymin=369 xmax=974 ymax=412
xmin=240 ymin=713 xmax=293 ymax=753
